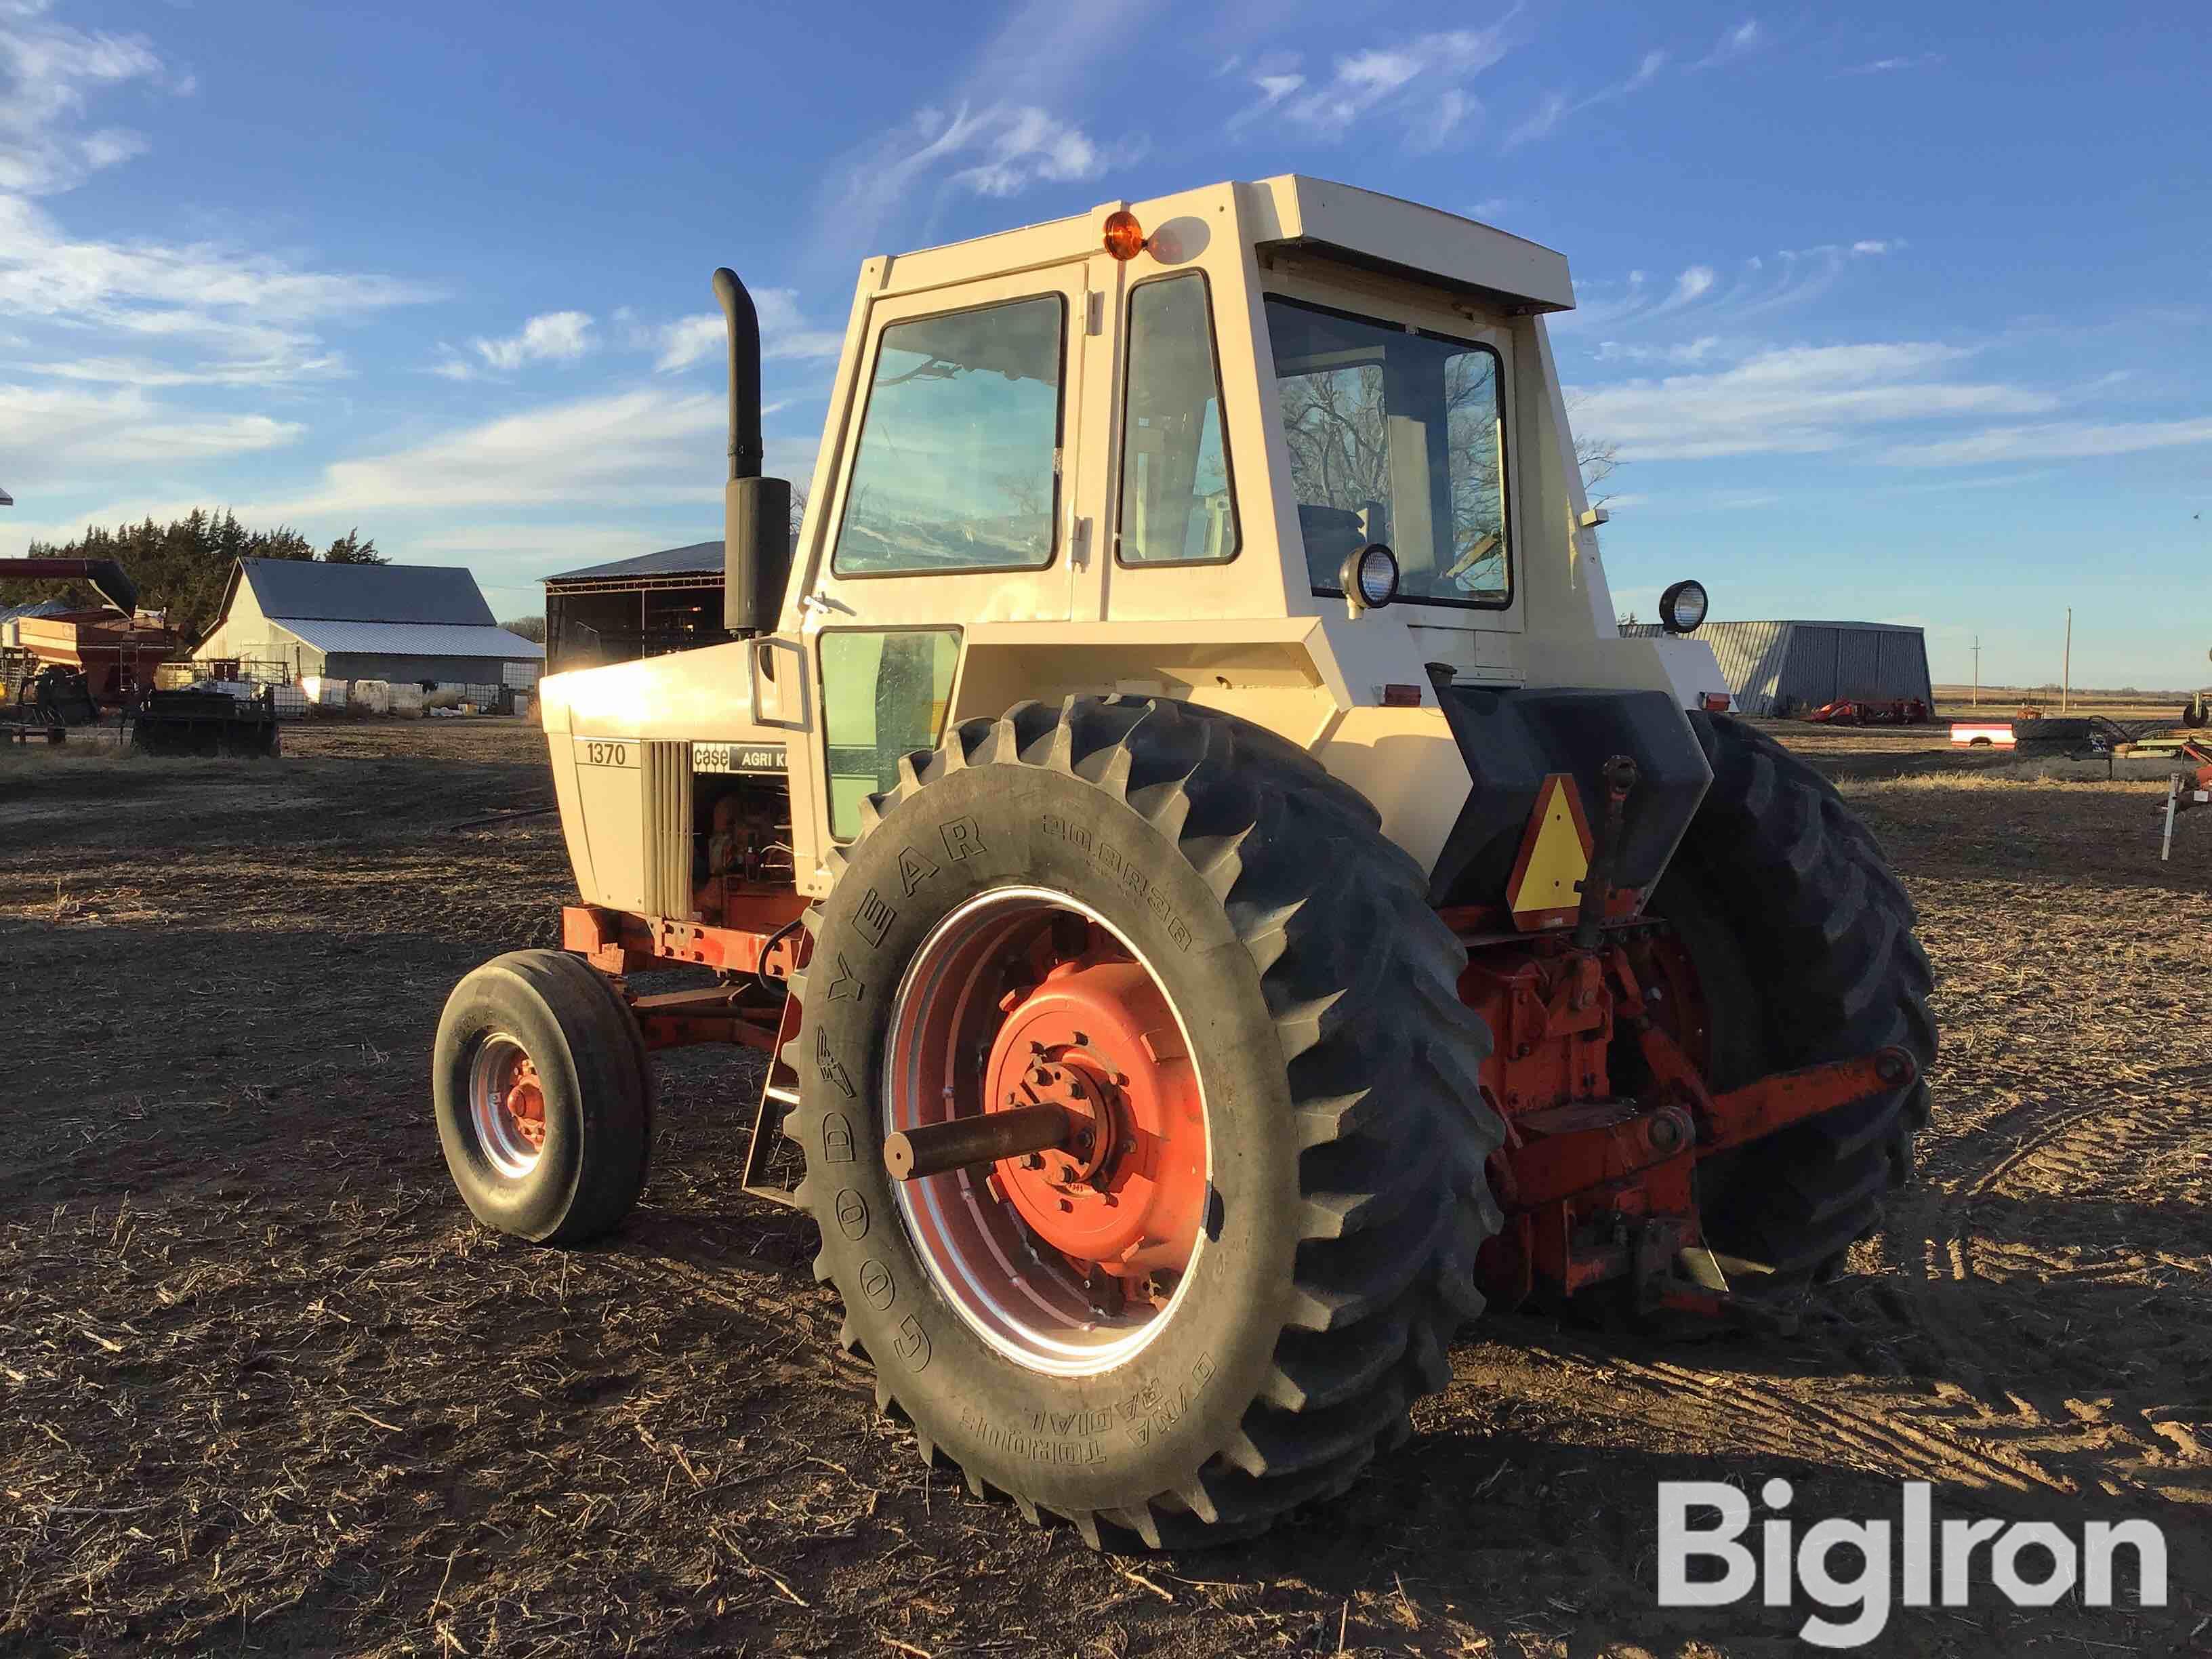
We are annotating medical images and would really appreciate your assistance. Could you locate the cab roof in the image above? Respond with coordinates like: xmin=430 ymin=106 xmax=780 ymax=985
xmin=873 ymin=176 xmax=1575 ymax=316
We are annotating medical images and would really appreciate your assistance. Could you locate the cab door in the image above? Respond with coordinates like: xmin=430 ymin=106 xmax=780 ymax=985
xmin=798 ymin=262 xmax=1091 ymax=852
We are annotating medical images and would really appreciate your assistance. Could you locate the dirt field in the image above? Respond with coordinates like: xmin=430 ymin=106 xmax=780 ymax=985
xmin=3 ymin=717 xmax=2206 ymax=1658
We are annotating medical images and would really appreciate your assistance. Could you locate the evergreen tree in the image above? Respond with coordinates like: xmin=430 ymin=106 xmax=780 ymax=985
xmin=2 ymin=510 xmax=385 ymax=642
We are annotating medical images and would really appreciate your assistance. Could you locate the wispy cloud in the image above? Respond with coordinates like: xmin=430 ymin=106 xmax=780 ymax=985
xmin=0 ymin=194 xmax=436 ymax=388
xmin=1505 ymin=37 xmax=1681 ymax=150
xmin=1223 ymin=16 xmax=1518 ymax=152
xmin=451 ymin=309 xmax=597 ymax=375
xmin=1839 ymin=52 xmax=1944 ymax=76
xmin=1570 ymin=342 xmax=2055 ymax=462
xmin=1691 ymin=19 xmax=1764 ymax=70
xmin=1595 ymin=335 xmax=1724 ymax=367
xmin=1504 ymin=91 xmax=1567 ymax=149
xmin=280 ymin=389 xmax=726 ymax=515
xmin=1408 ymin=87 xmax=1476 ymax=153
xmin=1558 ymin=237 xmax=1904 ymax=333
xmin=819 ymin=0 xmax=1166 ymax=251
xmin=0 ymin=380 xmax=302 ymax=489
xmin=1879 ymin=416 xmax=2212 ymax=468
xmin=1649 ymin=265 xmax=1716 ymax=316
xmin=0 ymin=0 xmax=176 ymax=197
xmin=638 ymin=289 xmax=844 ymax=374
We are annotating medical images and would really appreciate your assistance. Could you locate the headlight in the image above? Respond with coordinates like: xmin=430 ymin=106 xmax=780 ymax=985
xmin=1660 ymin=579 xmax=1708 ymax=634
xmin=1340 ymin=544 xmax=1399 ymax=610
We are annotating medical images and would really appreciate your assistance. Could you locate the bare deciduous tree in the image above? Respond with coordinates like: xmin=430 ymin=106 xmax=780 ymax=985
xmin=1567 ymin=393 xmax=1624 ymax=509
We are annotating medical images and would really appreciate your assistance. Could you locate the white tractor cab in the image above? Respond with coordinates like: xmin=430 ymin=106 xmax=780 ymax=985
xmin=436 ymin=178 xmax=1930 ymax=1550
xmin=541 ymin=176 xmax=1727 ymax=902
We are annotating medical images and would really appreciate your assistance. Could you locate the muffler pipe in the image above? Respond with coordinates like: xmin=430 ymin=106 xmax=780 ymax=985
xmin=712 ymin=266 xmax=790 ymax=637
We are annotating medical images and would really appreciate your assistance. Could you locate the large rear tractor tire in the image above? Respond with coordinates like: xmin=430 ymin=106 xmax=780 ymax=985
xmin=432 ymin=949 xmax=653 ymax=1244
xmin=790 ymin=696 xmax=1503 ymax=1547
xmin=1658 ymin=714 xmax=1936 ymax=1277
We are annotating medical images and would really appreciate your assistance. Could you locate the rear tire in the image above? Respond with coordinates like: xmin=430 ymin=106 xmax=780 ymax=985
xmin=1660 ymin=714 xmax=1936 ymax=1276
xmin=790 ymin=696 xmax=1502 ymax=1547
xmin=433 ymin=949 xmax=653 ymax=1244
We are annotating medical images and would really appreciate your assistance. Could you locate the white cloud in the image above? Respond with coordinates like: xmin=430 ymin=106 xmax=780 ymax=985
xmin=1692 ymin=19 xmax=1763 ymax=70
xmin=0 ymin=380 xmax=302 ymax=487
xmin=833 ymin=99 xmax=1118 ymax=233
xmin=1652 ymin=265 xmax=1716 ymax=314
xmin=0 ymin=2 xmax=167 ymax=195
xmin=1265 ymin=22 xmax=1513 ymax=147
xmin=1559 ymin=238 xmax=1904 ymax=334
xmin=21 ymin=351 xmax=343 ymax=386
xmin=949 ymin=105 xmax=1103 ymax=197
xmin=1595 ymin=335 xmax=1724 ymax=366
xmin=1408 ymin=87 xmax=1475 ymax=152
xmin=1840 ymin=52 xmax=1944 ymax=76
xmin=0 ymin=194 xmax=437 ymax=386
xmin=468 ymin=309 xmax=596 ymax=372
xmin=1879 ymin=417 xmax=2212 ymax=468
xmin=1504 ymin=90 xmax=1567 ymax=149
xmin=1573 ymin=46 xmax=1670 ymax=113
xmin=649 ymin=315 xmax=724 ymax=375
xmin=642 ymin=290 xmax=844 ymax=373
xmin=817 ymin=0 xmax=1172 ymax=251
xmin=1570 ymin=342 xmax=2055 ymax=461
xmin=279 ymin=388 xmax=727 ymax=515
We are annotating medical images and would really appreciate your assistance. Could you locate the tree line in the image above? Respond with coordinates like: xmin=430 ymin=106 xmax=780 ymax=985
xmin=1 ymin=510 xmax=384 ymax=644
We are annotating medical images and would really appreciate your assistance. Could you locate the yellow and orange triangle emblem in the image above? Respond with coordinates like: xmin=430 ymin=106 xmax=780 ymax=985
xmin=1505 ymin=773 xmax=1595 ymax=929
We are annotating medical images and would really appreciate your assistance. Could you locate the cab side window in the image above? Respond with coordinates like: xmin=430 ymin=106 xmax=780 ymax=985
xmin=830 ymin=295 xmax=1065 ymax=576
xmin=1117 ymin=274 xmax=1238 ymax=566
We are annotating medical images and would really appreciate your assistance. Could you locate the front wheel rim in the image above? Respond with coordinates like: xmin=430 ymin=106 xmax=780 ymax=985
xmin=884 ymin=886 xmax=1212 ymax=1377
xmin=468 ymin=1034 xmax=546 ymax=1177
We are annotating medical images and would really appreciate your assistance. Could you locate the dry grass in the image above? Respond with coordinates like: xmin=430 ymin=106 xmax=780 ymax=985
xmin=1 ymin=719 xmax=2205 ymax=1658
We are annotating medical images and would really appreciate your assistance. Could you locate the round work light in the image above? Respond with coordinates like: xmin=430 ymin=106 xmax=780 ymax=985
xmin=1340 ymin=544 xmax=1400 ymax=610
xmin=1659 ymin=579 xmax=1709 ymax=634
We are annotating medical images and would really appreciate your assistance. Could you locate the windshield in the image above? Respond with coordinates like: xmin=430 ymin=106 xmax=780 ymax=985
xmin=1263 ymin=296 xmax=1511 ymax=609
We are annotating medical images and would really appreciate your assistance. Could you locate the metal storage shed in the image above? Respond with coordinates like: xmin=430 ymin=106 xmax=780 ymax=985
xmin=541 ymin=541 xmax=727 ymax=674
xmin=193 ymin=558 xmax=544 ymax=686
xmin=1620 ymin=619 xmax=1933 ymax=718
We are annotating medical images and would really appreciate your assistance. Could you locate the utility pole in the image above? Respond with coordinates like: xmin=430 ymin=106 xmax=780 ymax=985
xmin=1971 ymin=636 xmax=1980 ymax=708
xmin=2062 ymin=607 xmax=2072 ymax=714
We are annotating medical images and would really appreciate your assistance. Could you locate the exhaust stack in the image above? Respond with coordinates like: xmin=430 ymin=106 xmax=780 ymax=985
xmin=712 ymin=266 xmax=792 ymax=638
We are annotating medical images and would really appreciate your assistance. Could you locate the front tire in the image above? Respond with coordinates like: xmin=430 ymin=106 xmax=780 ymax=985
xmin=790 ymin=697 xmax=1502 ymax=1547
xmin=432 ymin=949 xmax=653 ymax=1244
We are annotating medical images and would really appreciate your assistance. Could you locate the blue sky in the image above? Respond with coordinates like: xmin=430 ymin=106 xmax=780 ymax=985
xmin=1 ymin=0 xmax=2205 ymax=689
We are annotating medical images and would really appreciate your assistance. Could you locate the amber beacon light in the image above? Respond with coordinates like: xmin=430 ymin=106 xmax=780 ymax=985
xmin=1102 ymin=209 xmax=1147 ymax=261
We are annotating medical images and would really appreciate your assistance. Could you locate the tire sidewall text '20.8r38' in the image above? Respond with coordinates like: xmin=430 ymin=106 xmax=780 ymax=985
xmin=790 ymin=697 xmax=1503 ymax=1547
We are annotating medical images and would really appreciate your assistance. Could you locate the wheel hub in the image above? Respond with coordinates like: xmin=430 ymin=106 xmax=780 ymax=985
xmin=981 ymin=958 xmax=1206 ymax=1277
xmin=504 ymin=1057 xmax=546 ymax=1151
xmin=468 ymin=1036 xmax=547 ymax=1177
xmin=883 ymin=887 xmax=1214 ymax=1375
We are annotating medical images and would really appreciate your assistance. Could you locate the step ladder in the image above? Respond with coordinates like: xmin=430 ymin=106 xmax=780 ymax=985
xmin=739 ymin=981 xmax=807 ymax=1208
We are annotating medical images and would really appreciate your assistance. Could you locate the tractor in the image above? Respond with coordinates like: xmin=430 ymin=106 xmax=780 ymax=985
xmin=433 ymin=178 xmax=1936 ymax=1548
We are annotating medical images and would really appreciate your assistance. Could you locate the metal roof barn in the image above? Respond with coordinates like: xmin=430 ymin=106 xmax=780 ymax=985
xmin=1619 ymin=619 xmax=1932 ymax=717
xmin=193 ymin=558 xmax=544 ymax=687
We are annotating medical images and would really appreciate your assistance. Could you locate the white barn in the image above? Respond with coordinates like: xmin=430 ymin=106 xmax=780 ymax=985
xmin=194 ymin=559 xmax=544 ymax=686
